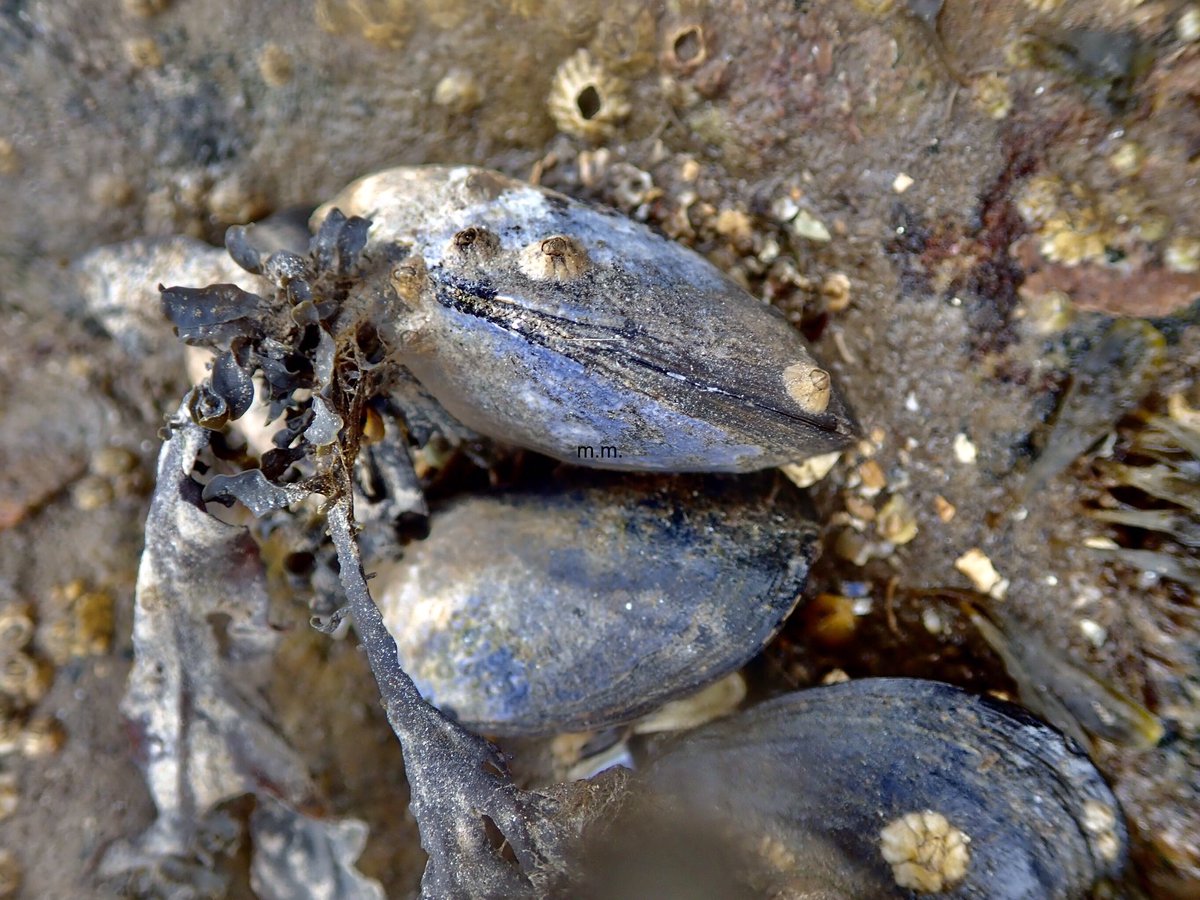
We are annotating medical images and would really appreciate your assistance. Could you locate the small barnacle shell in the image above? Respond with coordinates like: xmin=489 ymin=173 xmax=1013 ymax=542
xmin=782 ymin=363 xmax=832 ymax=414
xmin=518 ymin=234 xmax=589 ymax=281
xmin=662 ymin=24 xmax=707 ymax=74
xmin=0 ymin=652 xmax=53 ymax=706
xmin=0 ymin=603 xmax=35 ymax=654
xmin=389 ymin=254 xmax=428 ymax=305
xmin=548 ymin=49 xmax=630 ymax=142
xmin=433 ymin=68 xmax=483 ymax=114
xmin=448 ymin=225 xmax=500 ymax=262
xmin=879 ymin=810 xmax=971 ymax=893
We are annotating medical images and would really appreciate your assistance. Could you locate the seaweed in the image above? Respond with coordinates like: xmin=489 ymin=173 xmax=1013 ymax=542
xmin=112 ymin=211 xmax=622 ymax=897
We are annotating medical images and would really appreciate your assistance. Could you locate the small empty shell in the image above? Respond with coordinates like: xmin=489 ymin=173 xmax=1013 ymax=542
xmin=375 ymin=472 xmax=818 ymax=735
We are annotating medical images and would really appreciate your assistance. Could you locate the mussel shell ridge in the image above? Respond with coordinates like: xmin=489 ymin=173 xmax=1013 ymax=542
xmin=376 ymin=473 xmax=817 ymax=736
xmin=641 ymin=678 xmax=1126 ymax=898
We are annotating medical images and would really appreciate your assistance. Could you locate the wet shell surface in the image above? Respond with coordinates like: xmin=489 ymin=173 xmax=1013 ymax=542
xmin=316 ymin=166 xmax=858 ymax=472
xmin=375 ymin=472 xmax=818 ymax=736
xmin=639 ymin=678 xmax=1127 ymax=898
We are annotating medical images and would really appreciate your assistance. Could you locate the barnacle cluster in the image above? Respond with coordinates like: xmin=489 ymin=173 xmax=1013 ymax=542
xmin=972 ymin=72 xmax=1013 ymax=120
xmin=547 ymin=49 xmax=630 ymax=142
xmin=143 ymin=170 xmax=271 ymax=240
xmin=70 ymin=445 xmax=144 ymax=511
xmin=0 ymin=592 xmax=71 ymax=761
xmin=0 ymin=602 xmax=49 ymax=708
xmin=40 ymin=580 xmax=115 ymax=665
xmin=1015 ymin=173 xmax=1168 ymax=268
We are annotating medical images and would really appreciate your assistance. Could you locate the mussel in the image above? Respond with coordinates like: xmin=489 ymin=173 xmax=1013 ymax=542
xmin=314 ymin=166 xmax=858 ymax=472
xmin=375 ymin=471 xmax=817 ymax=736
xmin=594 ymin=678 xmax=1126 ymax=898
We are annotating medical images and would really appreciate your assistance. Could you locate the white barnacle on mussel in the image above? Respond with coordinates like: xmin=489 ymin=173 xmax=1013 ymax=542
xmin=374 ymin=471 xmax=818 ymax=735
xmin=584 ymin=679 xmax=1127 ymax=898
xmin=314 ymin=165 xmax=858 ymax=471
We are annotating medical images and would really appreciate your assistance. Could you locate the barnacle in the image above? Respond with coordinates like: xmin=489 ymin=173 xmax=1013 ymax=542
xmin=0 ymin=139 xmax=18 ymax=176
xmin=315 ymin=0 xmax=412 ymax=48
xmin=876 ymin=494 xmax=919 ymax=545
xmin=1165 ymin=233 xmax=1200 ymax=274
xmin=19 ymin=715 xmax=65 ymax=758
xmin=449 ymin=225 xmax=500 ymax=262
xmin=0 ymin=653 xmax=52 ymax=706
xmin=782 ymin=363 xmax=832 ymax=414
xmin=972 ymin=72 xmax=1012 ymax=120
xmin=0 ymin=849 xmax=19 ymax=898
xmin=662 ymin=24 xmax=707 ymax=74
xmin=0 ymin=772 xmax=17 ymax=821
xmin=547 ymin=49 xmax=630 ymax=142
xmin=606 ymin=161 xmax=657 ymax=209
xmin=433 ymin=69 xmax=483 ymax=114
xmin=124 ymin=37 xmax=163 ymax=70
xmin=389 ymin=255 xmax=428 ymax=305
xmin=122 ymin=0 xmax=168 ymax=16
xmin=207 ymin=173 xmax=270 ymax=226
xmin=41 ymin=581 xmax=115 ymax=664
xmin=0 ymin=604 xmax=34 ymax=654
xmin=257 ymin=43 xmax=295 ymax=87
xmin=880 ymin=811 xmax=971 ymax=893
xmin=518 ymin=234 xmax=589 ymax=281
